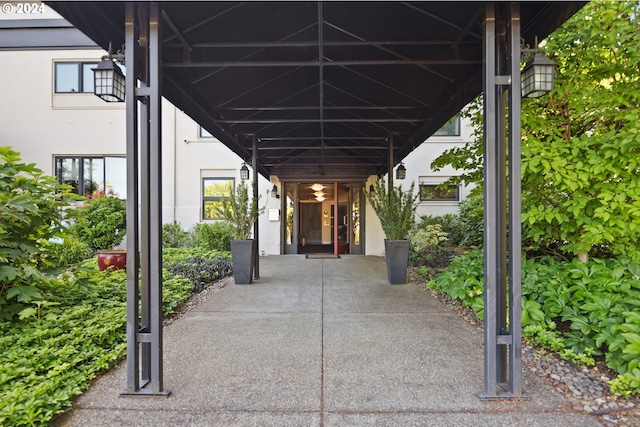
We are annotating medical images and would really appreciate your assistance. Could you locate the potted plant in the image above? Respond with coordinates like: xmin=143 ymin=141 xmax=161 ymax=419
xmin=215 ymin=180 xmax=264 ymax=284
xmin=69 ymin=191 xmax=127 ymax=271
xmin=365 ymin=178 xmax=419 ymax=284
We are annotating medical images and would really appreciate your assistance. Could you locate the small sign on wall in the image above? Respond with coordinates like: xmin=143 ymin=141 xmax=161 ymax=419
xmin=268 ymin=208 xmax=280 ymax=221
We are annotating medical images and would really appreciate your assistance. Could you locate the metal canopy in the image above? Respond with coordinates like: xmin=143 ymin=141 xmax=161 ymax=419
xmin=46 ymin=0 xmax=585 ymax=400
xmin=47 ymin=1 xmax=582 ymax=180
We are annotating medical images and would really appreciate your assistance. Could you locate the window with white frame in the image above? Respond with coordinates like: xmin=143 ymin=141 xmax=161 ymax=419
xmin=419 ymin=177 xmax=459 ymax=202
xmin=54 ymin=62 xmax=98 ymax=93
xmin=433 ymin=115 xmax=461 ymax=136
xmin=202 ymin=177 xmax=234 ymax=220
xmin=55 ymin=156 xmax=126 ymax=198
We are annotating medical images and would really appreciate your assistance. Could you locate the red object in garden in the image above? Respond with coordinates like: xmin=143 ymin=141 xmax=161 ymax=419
xmin=97 ymin=249 xmax=127 ymax=271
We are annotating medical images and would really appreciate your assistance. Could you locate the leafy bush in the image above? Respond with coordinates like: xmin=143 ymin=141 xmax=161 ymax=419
xmin=189 ymin=221 xmax=233 ymax=251
xmin=409 ymin=224 xmax=453 ymax=269
xmin=169 ymin=257 xmax=232 ymax=293
xmin=0 ymin=147 xmax=75 ymax=320
xmin=457 ymin=193 xmax=483 ymax=247
xmin=52 ymin=235 xmax=94 ymax=266
xmin=69 ymin=195 xmax=126 ymax=252
xmin=429 ymin=251 xmax=640 ymax=396
xmin=163 ymin=247 xmax=231 ymax=268
xmin=0 ymin=248 xmax=203 ymax=426
xmin=214 ymin=180 xmax=264 ymax=240
xmin=417 ymin=213 xmax=464 ymax=246
xmin=162 ymin=221 xmax=190 ymax=248
xmin=365 ymin=178 xmax=419 ymax=240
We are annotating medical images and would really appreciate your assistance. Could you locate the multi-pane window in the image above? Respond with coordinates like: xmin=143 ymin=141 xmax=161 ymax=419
xmin=54 ymin=62 xmax=98 ymax=93
xmin=203 ymin=178 xmax=234 ymax=220
xmin=55 ymin=156 xmax=126 ymax=198
xmin=419 ymin=178 xmax=459 ymax=201
xmin=433 ymin=115 xmax=461 ymax=136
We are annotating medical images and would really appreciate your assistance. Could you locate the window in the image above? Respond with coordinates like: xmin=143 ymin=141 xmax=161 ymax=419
xmin=433 ymin=115 xmax=461 ymax=136
xmin=54 ymin=62 xmax=98 ymax=93
xmin=199 ymin=126 xmax=214 ymax=138
xmin=203 ymin=178 xmax=234 ymax=220
xmin=55 ymin=156 xmax=126 ymax=198
xmin=419 ymin=178 xmax=459 ymax=201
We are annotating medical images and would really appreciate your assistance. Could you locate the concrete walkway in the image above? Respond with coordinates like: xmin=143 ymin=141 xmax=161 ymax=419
xmin=54 ymin=255 xmax=600 ymax=426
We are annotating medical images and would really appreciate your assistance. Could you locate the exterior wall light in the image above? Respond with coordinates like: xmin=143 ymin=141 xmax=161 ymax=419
xmin=271 ymin=184 xmax=280 ymax=198
xmin=93 ymin=43 xmax=125 ymax=102
xmin=240 ymin=163 xmax=250 ymax=180
xmin=521 ymin=37 xmax=555 ymax=98
xmin=395 ymin=162 xmax=406 ymax=180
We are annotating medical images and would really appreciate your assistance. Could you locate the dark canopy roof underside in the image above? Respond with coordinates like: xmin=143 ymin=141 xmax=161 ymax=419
xmin=48 ymin=1 xmax=583 ymax=180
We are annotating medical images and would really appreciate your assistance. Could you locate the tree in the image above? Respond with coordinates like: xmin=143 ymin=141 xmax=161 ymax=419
xmin=432 ymin=1 xmax=640 ymax=259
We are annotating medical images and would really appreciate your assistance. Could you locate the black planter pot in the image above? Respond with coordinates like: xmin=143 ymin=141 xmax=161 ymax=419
xmin=230 ymin=239 xmax=256 ymax=284
xmin=384 ymin=239 xmax=410 ymax=284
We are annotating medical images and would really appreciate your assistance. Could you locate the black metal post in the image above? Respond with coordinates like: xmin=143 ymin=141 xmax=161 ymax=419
xmin=479 ymin=2 xmax=523 ymax=399
xmin=252 ymin=134 xmax=260 ymax=279
xmin=121 ymin=1 xmax=169 ymax=397
xmin=388 ymin=133 xmax=394 ymax=195
xmin=507 ymin=2 xmax=523 ymax=397
xmin=124 ymin=1 xmax=140 ymax=394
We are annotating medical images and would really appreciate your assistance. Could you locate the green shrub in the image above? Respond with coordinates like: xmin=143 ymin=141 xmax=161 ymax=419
xmin=163 ymin=247 xmax=231 ymax=268
xmin=409 ymin=224 xmax=453 ymax=268
xmin=0 ymin=147 xmax=75 ymax=320
xmin=430 ymin=251 xmax=640 ymax=396
xmin=53 ymin=235 xmax=94 ymax=266
xmin=457 ymin=193 xmax=483 ymax=247
xmin=189 ymin=221 xmax=233 ymax=251
xmin=69 ymin=195 xmax=126 ymax=252
xmin=0 ymin=250 xmax=204 ymax=426
xmin=169 ymin=257 xmax=232 ymax=292
xmin=417 ymin=214 xmax=464 ymax=246
xmin=162 ymin=221 xmax=189 ymax=248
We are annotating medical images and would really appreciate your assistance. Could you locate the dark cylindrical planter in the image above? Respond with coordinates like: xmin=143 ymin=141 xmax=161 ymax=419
xmin=230 ymin=239 xmax=256 ymax=284
xmin=384 ymin=239 xmax=410 ymax=284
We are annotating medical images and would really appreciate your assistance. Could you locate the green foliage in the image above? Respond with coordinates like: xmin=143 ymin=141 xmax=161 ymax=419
xmin=189 ymin=221 xmax=234 ymax=251
xmin=162 ymin=247 xmax=231 ymax=268
xmin=365 ymin=178 xmax=419 ymax=240
xmin=169 ymin=257 xmax=232 ymax=292
xmin=162 ymin=221 xmax=190 ymax=248
xmin=427 ymin=249 xmax=485 ymax=318
xmin=52 ymin=235 xmax=94 ymax=266
xmin=430 ymin=251 xmax=640 ymax=396
xmin=457 ymin=193 xmax=484 ymax=247
xmin=69 ymin=195 xmax=126 ymax=252
xmin=0 ymin=147 xmax=75 ymax=320
xmin=431 ymin=1 xmax=640 ymax=259
xmin=214 ymin=180 xmax=264 ymax=240
xmin=417 ymin=213 xmax=464 ymax=246
xmin=0 ymin=247 xmax=215 ymax=425
xmin=409 ymin=224 xmax=453 ymax=268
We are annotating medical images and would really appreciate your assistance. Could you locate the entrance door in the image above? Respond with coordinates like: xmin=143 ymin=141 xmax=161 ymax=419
xmin=281 ymin=182 xmax=364 ymax=255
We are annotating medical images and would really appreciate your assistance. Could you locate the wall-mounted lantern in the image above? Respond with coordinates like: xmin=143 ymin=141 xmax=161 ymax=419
xmin=240 ymin=162 xmax=250 ymax=180
xmin=395 ymin=162 xmax=406 ymax=180
xmin=92 ymin=43 xmax=125 ymax=102
xmin=521 ymin=38 xmax=555 ymax=98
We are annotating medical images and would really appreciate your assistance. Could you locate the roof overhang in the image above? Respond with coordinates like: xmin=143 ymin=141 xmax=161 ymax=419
xmin=47 ymin=1 xmax=585 ymax=180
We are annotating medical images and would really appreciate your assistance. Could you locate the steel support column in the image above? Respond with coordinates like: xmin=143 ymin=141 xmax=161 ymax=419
xmin=252 ymin=134 xmax=260 ymax=279
xmin=479 ymin=2 xmax=523 ymax=399
xmin=121 ymin=1 xmax=169 ymax=397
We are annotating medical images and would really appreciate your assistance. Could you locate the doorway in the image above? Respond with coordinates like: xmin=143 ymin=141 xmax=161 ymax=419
xmin=282 ymin=182 xmax=364 ymax=255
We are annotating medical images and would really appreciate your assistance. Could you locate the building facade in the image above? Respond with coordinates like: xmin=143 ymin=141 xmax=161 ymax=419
xmin=0 ymin=3 xmax=473 ymax=256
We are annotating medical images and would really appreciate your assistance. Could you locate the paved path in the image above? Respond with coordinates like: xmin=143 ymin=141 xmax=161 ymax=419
xmin=54 ymin=255 xmax=600 ymax=426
